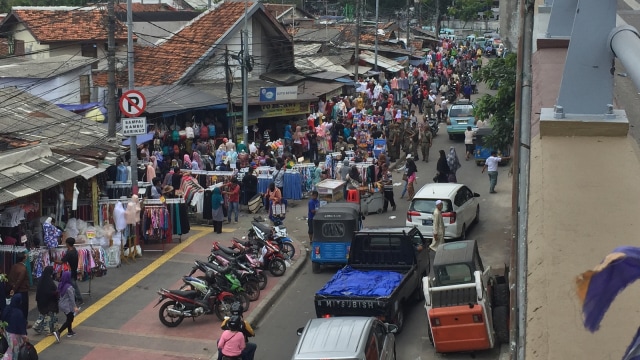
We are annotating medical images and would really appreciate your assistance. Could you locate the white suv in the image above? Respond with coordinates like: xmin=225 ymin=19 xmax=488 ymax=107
xmin=406 ymin=183 xmax=480 ymax=240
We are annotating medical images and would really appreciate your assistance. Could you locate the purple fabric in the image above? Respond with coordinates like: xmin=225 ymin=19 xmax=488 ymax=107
xmin=623 ymin=327 xmax=640 ymax=360
xmin=582 ymin=246 xmax=640 ymax=332
xmin=58 ymin=271 xmax=73 ymax=296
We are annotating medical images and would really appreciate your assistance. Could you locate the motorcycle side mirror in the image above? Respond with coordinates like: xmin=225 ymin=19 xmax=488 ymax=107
xmin=296 ymin=327 xmax=304 ymax=336
xmin=474 ymin=192 xmax=480 ymax=197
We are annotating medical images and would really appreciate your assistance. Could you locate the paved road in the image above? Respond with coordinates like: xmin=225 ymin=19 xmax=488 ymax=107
xmin=252 ymin=91 xmax=511 ymax=359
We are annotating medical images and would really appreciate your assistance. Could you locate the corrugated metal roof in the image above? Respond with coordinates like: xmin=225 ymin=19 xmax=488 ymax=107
xmin=0 ymin=55 xmax=97 ymax=78
xmin=358 ymin=50 xmax=405 ymax=72
xmin=0 ymin=145 xmax=105 ymax=205
xmin=140 ymin=85 xmax=226 ymax=114
xmin=297 ymin=80 xmax=345 ymax=98
xmin=0 ymin=87 xmax=119 ymax=157
xmin=295 ymin=56 xmax=351 ymax=76
xmin=294 ymin=43 xmax=322 ymax=56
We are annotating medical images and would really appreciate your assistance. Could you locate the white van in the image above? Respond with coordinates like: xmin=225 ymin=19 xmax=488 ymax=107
xmin=292 ymin=317 xmax=398 ymax=360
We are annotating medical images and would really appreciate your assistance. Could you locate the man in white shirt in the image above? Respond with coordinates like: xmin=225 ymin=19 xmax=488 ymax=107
xmin=429 ymin=199 xmax=445 ymax=272
xmin=481 ymin=151 xmax=511 ymax=193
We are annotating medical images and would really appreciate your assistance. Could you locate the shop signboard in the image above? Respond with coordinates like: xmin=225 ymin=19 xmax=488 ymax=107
xmin=259 ymin=86 xmax=298 ymax=102
xmin=260 ymin=102 xmax=310 ymax=117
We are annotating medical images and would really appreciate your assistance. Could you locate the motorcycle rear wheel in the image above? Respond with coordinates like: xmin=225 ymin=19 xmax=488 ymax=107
xmin=243 ymin=280 xmax=261 ymax=301
xmin=280 ymin=242 xmax=295 ymax=260
xmin=214 ymin=294 xmax=238 ymax=321
xmin=256 ymin=272 xmax=268 ymax=290
xmin=269 ymin=258 xmax=287 ymax=277
xmin=159 ymin=301 xmax=185 ymax=327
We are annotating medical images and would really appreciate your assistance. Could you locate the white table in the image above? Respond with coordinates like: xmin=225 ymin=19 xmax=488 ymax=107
xmin=316 ymin=179 xmax=346 ymax=202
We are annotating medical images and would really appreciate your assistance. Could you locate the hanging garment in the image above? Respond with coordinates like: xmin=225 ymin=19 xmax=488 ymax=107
xmin=113 ymin=202 xmax=127 ymax=231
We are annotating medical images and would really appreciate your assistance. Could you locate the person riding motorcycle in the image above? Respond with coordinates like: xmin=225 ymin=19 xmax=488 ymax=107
xmin=218 ymin=302 xmax=256 ymax=360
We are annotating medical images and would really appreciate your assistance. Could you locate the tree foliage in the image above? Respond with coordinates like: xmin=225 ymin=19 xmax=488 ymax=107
xmin=447 ymin=0 xmax=491 ymax=28
xmin=473 ymin=52 xmax=517 ymax=152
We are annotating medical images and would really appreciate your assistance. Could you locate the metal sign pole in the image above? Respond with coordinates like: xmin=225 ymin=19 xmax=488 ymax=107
xmin=127 ymin=0 xmax=138 ymax=196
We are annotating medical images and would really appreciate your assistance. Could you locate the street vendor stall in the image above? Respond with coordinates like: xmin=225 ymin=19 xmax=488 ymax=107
xmin=316 ymin=179 xmax=346 ymax=202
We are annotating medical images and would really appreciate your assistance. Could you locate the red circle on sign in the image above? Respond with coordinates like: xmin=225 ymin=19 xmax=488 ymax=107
xmin=119 ymin=89 xmax=147 ymax=117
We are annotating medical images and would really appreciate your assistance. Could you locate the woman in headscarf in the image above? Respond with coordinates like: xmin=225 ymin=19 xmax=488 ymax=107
xmin=182 ymin=154 xmax=192 ymax=170
xmin=446 ymin=146 xmax=461 ymax=183
xmin=436 ymin=150 xmax=451 ymax=183
xmin=405 ymin=157 xmax=418 ymax=200
xmin=346 ymin=165 xmax=362 ymax=189
xmin=1 ymin=293 xmax=28 ymax=359
xmin=192 ymin=151 xmax=204 ymax=171
xmin=53 ymin=271 xmax=78 ymax=342
xmin=211 ymin=187 xmax=225 ymax=234
xmin=34 ymin=265 xmax=58 ymax=335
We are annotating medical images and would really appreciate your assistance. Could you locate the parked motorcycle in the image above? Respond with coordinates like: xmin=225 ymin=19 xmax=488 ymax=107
xmin=187 ymin=259 xmax=257 ymax=304
xmin=154 ymin=283 xmax=236 ymax=327
xmin=248 ymin=221 xmax=295 ymax=260
xmin=209 ymin=238 xmax=267 ymax=290
xmin=233 ymin=237 xmax=287 ymax=277
xmin=206 ymin=253 xmax=263 ymax=300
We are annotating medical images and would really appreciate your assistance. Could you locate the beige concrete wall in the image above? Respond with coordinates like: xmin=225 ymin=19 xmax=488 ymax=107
xmin=14 ymin=23 xmax=49 ymax=59
xmin=526 ymin=134 xmax=640 ymax=359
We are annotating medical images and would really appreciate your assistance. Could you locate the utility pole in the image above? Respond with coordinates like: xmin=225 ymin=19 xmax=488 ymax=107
xmin=107 ymin=0 xmax=117 ymax=138
xmin=127 ymin=0 xmax=138 ymax=195
xmin=241 ymin=0 xmax=249 ymax=146
xmin=435 ymin=0 xmax=440 ymax=38
xmin=406 ymin=0 xmax=411 ymax=52
xmin=374 ymin=0 xmax=379 ymax=71
xmin=354 ymin=0 xmax=361 ymax=83
xmin=225 ymin=46 xmax=234 ymax=139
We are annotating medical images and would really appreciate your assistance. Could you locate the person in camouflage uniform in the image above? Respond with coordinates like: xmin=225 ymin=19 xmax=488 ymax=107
xmin=388 ymin=123 xmax=401 ymax=162
xmin=419 ymin=122 xmax=433 ymax=162
xmin=402 ymin=120 xmax=416 ymax=159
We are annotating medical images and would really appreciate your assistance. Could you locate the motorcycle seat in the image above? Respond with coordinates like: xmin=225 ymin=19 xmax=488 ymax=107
xmin=218 ymin=246 xmax=240 ymax=256
xmin=168 ymin=289 xmax=198 ymax=298
xmin=252 ymin=221 xmax=272 ymax=236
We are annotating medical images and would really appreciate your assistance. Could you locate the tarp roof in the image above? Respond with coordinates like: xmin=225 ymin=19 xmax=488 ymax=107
xmin=0 ymin=144 xmax=104 ymax=205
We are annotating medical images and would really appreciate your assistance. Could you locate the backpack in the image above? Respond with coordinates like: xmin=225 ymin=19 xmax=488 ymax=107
xmin=171 ymin=129 xmax=179 ymax=142
xmin=208 ymin=124 xmax=216 ymax=137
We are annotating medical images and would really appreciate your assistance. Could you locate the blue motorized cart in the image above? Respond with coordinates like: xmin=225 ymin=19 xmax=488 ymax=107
xmin=311 ymin=202 xmax=363 ymax=274
xmin=474 ymin=126 xmax=511 ymax=166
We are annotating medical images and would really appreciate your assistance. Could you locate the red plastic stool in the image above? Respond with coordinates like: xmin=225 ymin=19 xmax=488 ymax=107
xmin=346 ymin=189 xmax=360 ymax=203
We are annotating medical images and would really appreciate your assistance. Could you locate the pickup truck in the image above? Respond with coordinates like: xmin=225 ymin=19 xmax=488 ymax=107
xmin=314 ymin=227 xmax=430 ymax=332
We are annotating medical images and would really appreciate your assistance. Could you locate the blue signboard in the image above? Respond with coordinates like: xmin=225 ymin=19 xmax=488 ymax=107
xmin=260 ymin=87 xmax=277 ymax=102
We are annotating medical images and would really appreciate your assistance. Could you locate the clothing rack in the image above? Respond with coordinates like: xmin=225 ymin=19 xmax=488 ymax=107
xmin=141 ymin=203 xmax=173 ymax=252
xmin=143 ymin=198 xmax=184 ymax=205
xmin=48 ymin=244 xmax=107 ymax=298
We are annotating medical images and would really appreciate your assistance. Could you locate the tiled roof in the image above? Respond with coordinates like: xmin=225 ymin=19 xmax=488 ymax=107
xmin=114 ymin=3 xmax=177 ymax=12
xmin=133 ymin=1 xmax=251 ymax=86
xmin=262 ymin=3 xmax=292 ymax=18
xmin=11 ymin=8 xmax=129 ymax=42
xmin=92 ymin=70 xmax=129 ymax=88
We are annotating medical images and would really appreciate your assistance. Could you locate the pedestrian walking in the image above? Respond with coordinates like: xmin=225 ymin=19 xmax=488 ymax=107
xmin=223 ymin=178 xmax=240 ymax=224
xmin=211 ymin=187 xmax=225 ymax=234
xmin=311 ymin=160 xmax=322 ymax=192
xmin=447 ymin=146 xmax=462 ymax=183
xmin=464 ymin=126 xmax=475 ymax=160
xmin=429 ymin=200 xmax=445 ymax=272
xmin=435 ymin=150 xmax=450 ymax=183
xmin=420 ymin=123 xmax=433 ymax=162
xmin=53 ymin=271 xmax=78 ymax=342
xmin=406 ymin=157 xmax=418 ymax=200
xmin=481 ymin=151 xmax=511 ymax=193
xmin=7 ymin=252 xmax=29 ymax=323
xmin=34 ymin=265 xmax=59 ymax=336
xmin=380 ymin=164 xmax=396 ymax=212
xmin=308 ymin=191 xmax=320 ymax=243
xmin=54 ymin=237 xmax=84 ymax=305
xmin=1 ymin=293 xmax=28 ymax=359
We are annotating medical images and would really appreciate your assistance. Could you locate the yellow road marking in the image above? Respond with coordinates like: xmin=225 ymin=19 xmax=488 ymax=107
xmin=34 ymin=226 xmax=212 ymax=353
